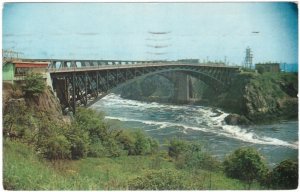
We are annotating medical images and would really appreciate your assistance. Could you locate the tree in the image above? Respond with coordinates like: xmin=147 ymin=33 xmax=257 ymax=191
xmin=269 ymin=159 xmax=298 ymax=189
xmin=223 ymin=147 xmax=268 ymax=189
xmin=23 ymin=73 xmax=46 ymax=96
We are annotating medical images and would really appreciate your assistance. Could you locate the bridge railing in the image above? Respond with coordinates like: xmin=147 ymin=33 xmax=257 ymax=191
xmin=48 ymin=62 xmax=239 ymax=73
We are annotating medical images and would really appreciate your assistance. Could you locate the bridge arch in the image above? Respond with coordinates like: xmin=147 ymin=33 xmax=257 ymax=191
xmin=50 ymin=63 xmax=239 ymax=113
xmin=107 ymin=68 xmax=226 ymax=94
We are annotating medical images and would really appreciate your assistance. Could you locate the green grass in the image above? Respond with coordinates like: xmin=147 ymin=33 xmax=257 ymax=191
xmin=3 ymin=139 xmax=261 ymax=190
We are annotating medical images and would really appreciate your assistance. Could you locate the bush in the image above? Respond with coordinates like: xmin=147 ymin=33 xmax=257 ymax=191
xmin=23 ymin=73 xmax=46 ymax=96
xmin=223 ymin=147 xmax=268 ymax=189
xmin=88 ymin=142 xmax=107 ymax=157
xmin=40 ymin=134 xmax=71 ymax=160
xmin=268 ymin=159 xmax=298 ymax=189
xmin=116 ymin=129 xmax=136 ymax=155
xmin=116 ymin=129 xmax=159 ymax=156
xmin=102 ymin=138 xmax=123 ymax=157
xmin=168 ymin=139 xmax=190 ymax=159
xmin=128 ymin=169 xmax=186 ymax=190
xmin=169 ymin=140 xmax=220 ymax=171
xmin=3 ymin=99 xmax=31 ymax=140
xmin=65 ymin=126 xmax=90 ymax=159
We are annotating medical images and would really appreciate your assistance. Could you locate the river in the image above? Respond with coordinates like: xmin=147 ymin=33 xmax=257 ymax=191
xmin=90 ymin=93 xmax=298 ymax=167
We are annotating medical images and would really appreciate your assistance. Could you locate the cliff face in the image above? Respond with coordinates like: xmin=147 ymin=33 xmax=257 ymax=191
xmin=3 ymin=83 xmax=68 ymax=130
xmin=211 ymin=72 xmax=298 ymax=123
xmin=24 ymin=88 xmax=63 ymax=120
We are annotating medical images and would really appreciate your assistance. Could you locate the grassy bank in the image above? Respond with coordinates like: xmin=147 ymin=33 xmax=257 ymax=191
xmin=4 ymin=139 xmax=254 ymax=190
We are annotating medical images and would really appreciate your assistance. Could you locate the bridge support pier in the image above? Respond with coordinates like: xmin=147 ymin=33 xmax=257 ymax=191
xmin=171 ymin=72 xmax=192 ymax=104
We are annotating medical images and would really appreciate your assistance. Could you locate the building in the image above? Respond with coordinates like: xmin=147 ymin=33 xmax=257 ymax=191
xmin=177 ymin=59 xmax=199 ymax=64
xmin=3 ymin=61 xmax=49 ymax=84
xmin=255 ymin=63 xmax=280 ymax=73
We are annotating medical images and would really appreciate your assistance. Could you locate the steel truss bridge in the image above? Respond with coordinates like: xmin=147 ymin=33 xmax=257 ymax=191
xmin=23 ymin=59 xmax=241 ymax=113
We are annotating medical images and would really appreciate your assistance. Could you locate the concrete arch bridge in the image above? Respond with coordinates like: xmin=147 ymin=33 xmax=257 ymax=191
xmin=43 ymin=60 xmax=240 ymax=113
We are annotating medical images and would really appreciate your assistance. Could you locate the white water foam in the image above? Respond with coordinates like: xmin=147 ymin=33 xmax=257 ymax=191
xmin=105 ymin=115 xmax=298 ymax=149
xmin=97 ymin=94 xmax=298 ymax=150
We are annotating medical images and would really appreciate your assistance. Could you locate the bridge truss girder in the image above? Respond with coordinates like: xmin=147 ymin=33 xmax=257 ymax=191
xmin=50 ymin=65 xmax=238 ymax=113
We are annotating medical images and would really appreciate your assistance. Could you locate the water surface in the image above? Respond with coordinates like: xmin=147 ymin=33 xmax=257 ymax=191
xmin=91 ymin=94 xmax=298 ymax=167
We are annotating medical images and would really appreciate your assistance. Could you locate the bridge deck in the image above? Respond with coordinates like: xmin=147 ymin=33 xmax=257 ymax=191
xmin=48 ymin=62 xmax=240 ymax=73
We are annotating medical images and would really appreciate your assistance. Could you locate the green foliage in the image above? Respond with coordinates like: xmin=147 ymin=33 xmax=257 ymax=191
xmin=74 ymin=108 xmax=158 ymax=157
xmin=41 ymin=134 xmax=71 ymax=160
xmin=116 ymin=129 xmax=159 ymax=156
xmin=223 ymin=147 xmax=268 ymax=189
xmin=4 ymin=103 xmax=160 ymax=160
xmin=65 ymin=126 xmax=90 ymax=159
xmin=128 ymin=169 xmax=186 ymax=190
xmin=74 ymin=107 xmax=122 ymax=157
xmin=102 ymin=138 xmax=123 ymax=157
xmin=23 ymin=73 xmax=46 ymax=96
xmin=131 ymin=129 xmax=159 ymax=155
xmin=116 ymin=129 xmax=136 ymax=155
xmin=88 ymin=142 xmax=107 ymax=157
xmin=169 ymin=140 xmax=221 ymax=171
xmin=4 ymin=139 xmax=257 ymax=190
xmin=168 ymin=139 xmax=189 ymax=159
xmin=74 ymin=108 xmax=106 ymax=143
xmin=3 ymin=99 xmax=30 ymax=139
xmin=268 ymin=159 xmax=298 ymax=189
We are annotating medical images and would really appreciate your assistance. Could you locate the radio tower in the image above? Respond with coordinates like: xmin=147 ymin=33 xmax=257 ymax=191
xmin=244 ymin=47 xmax=253 ymax=69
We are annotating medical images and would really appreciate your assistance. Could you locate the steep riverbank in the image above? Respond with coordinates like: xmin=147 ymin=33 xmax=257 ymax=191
xmin=208 ymin=72 xmax=298 ymax=124
xmin=3 ymin=82 xmax=70 ymax=137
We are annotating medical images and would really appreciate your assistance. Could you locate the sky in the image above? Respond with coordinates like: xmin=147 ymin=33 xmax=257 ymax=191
xmin=2 ymin=2 xmax=298 ymax=65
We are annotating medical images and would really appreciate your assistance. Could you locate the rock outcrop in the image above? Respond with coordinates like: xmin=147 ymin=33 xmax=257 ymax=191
xmin=3 ymin=83 xmax=68 ymax=128
xmin=211 ymin=72 xmax=298 ymax=124
xmin=224 ymin=114 xmax=252 ymax=125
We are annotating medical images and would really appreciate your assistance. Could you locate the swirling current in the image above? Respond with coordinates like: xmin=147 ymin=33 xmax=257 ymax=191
xmin=90 ymin=93 xmax=298 ymax=166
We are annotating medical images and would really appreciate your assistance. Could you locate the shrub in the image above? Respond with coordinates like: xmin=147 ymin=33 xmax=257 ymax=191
xmin=184 ymin=151 xmax=221 ymax=171
xmin=40 ymin=134 xmax=71 ymax=160
xmin=223 ymin=147 xmax=268 ymax=189
xmin=88 ymin=142 xmax=107 ymax=157
xmin=23 ymin=73 xmax=46 ymax=96
xmin=116 ymin=129 xmax=136 ymax=155
xmin=65 ymin=126 xmax=90 ymax=159
xmin=268 ymin=159 xmax=298 ymax=189
xmin=116 ymin=129 xmax=159 ymax=156
xmin=132 ymin=130 xmax=151 ymax=155
xmin=128 ymin=169 xmax=186 ymax=190
xmin=3 ymin=99 xmax=30 ymax=140
xmin=168 ymin=139 xmax=190 ymax=159
xmin=169 ymin=140 xmax=221 ymax=171
xmin=102 ymin=138 xmax=123 ymax=157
